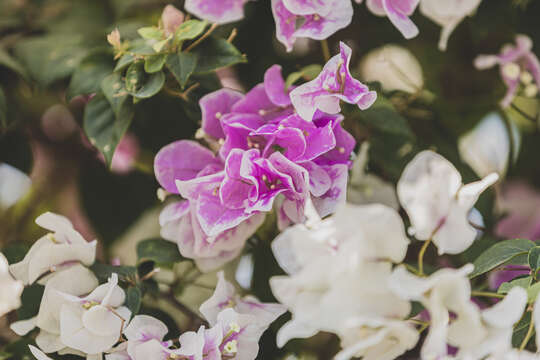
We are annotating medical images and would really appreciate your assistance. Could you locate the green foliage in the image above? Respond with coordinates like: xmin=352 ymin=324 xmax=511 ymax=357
xmin=137 ymin=26 xmax=164 ymax=40
xmin=0 ymin=47 xmax=28 ymax=79
xmin=497 ymin=275 xmax=532 ymax=294
xmin=166 ymin=51 xmax=198 ymax=89
xmin=528 ymin=246 xmax=540 ymax=279
xmin=0 ymin=87 xmax=6 ymax=130
xmin=137 ymin=238 xmax=183 ymax=265
xmin=192 ymin=37 xmax=246 ymax=74
xmin=125 ymin=62 xmax=165 ymax=98
xmin=470 ymin=239 xmax=535 ymax=278
xmin=285 ymin=64 xmax=322 ymax=88
xmin=67 ymin=50 xmax=114 ymax=101
xmin=126 ymin=286 xmax=142 ymax=315
xmin=144 ymin=53 xmax=168 ymax=73
xmin=90 ymin=262 xmax=137 ymax=283
xmin=175 ymin=20 xmax=208 ymax=42
xmin=17 ymin=284 xmax=44 ymax=320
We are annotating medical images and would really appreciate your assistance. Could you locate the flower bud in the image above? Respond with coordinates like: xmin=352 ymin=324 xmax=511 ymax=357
xmin=161 ymin=4 xmax=184 ymax=36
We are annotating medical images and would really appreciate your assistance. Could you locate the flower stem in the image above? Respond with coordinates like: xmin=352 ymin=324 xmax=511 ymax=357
xmin=471 ymin=291 xmax=505 ymax=299
xmin=520 ymin=314 xmax=535 ymax=350
xmin=321 ymin=39 xmax=331 ymax=62
xmin=418 ymin=238 xmax=432 ymax=276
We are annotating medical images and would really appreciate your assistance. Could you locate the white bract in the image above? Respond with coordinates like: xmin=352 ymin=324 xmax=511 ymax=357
xmin=10 ymin=212 xmax=97 ymax=285
xmin=58 ymin=273 xmax=131 ymax=356
xmin=389 ymin=264 xmax=482 ymax=360
xmin=397 ymin=150 xmax=498 ymax=255
xmin=0 ymin=252 xmax=23 ymax=317
xmin=121 ymin=315 xmax=171 ymax=360
xmin=419 ymin=0 xmax=483 ymax=51
xmin=0 ymin=162 xmax=31 ymax=209
xmin=270 ymin=202 xmax=416 ymax=359
xmin=359 ymin=44 xmax=424 ymax=94
xmin=458 ymin=112 xmax=520 ymax=178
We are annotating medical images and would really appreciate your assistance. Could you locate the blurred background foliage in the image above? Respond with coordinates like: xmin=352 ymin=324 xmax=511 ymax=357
xmin=1 ymin=0 xmax=540 ymax=358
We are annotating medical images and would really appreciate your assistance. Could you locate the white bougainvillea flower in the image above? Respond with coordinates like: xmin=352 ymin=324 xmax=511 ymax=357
xmin=359 ymin=0 xmax=420 ymax=39
xmin=455 ymin=287 xmax=527 ymax=359
xmin=29 ymin=345 xmax=54 ymax=360
xmin=0 ymin=162 xmax=31 ymax=210
xmin=0 ymin=252 xmax=23 ymax=317
xmin=58 ymin=273 xmax=131 ymax=356
xmin=10 ymin=212 xmax=97 ymax=285
xmin=420 ymin=0 xmax=482 ymax=51
xmin=10 ymin=264 xmax=98 ymax=345
xmin=359 ymin=44 xmax=424 ymax=94
xmin=458 ymin=112 xmax=520 ymax=179
xmin=397 ymin=150 xmax=499 ymax=255
xmin=199 ymin=271 xmax=286 ymax=329
xmin=347 ymin=142 xmax=399 ymax=210
xmin=271 ymin=203 xmax=411 ymax=352
xmin=389 ymin=264 xmax=485 ymax=360
xmin=335 ymin=318 xmax=418 ymax=360
xmin=122 ymin=315 xmax=172 ymax=360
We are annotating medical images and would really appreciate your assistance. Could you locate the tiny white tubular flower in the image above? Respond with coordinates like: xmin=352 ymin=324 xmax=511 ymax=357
xmin=397 ymin=150 xmax=499 ymax=255
xmin=270 ymin=203 xmax=415 ymax=359
xmin=200 ymin=271 xmax=286 ymax=329
xmin=122 ymin=315 xmax=171 ymax=360
xmin=0 ymin=162 xmax=31 ymax=210
xmin=10 ymin=212 xmax=97 ymax=285
xmin=388 ymin=264 xmax=483 ymax=360
xmin=455 ymin=287 xmax=527 ymax=359
xmin=58 ymin=273 xmax=131 ymax=356
xmin=0 ymin=252 xmax=23 ymax=317
xmin=419 ymin=0 xmax=482 ymax=51
xmin=458 ymin=112 xmax=521 ymax=179
xmin=347 ymin=142 xmax=399 ymax=210
xmin=359 ymin=44 xmax=424 ymax=94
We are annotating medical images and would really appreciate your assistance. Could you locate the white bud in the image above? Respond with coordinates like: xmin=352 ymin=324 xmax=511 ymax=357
xmin=520 ymin=71 xmax=533 ymax=85
xmin=502 ymin=62 xmax=521 ymax=80
xmin=524 ymin=83 xmax=538 ymax=98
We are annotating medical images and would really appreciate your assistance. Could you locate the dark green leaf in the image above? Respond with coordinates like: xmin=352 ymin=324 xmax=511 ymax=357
xmin=513 ymin=311 xmax=533 ymax=347
xmin=126 ymin=286 xmax=142 ymax=315
xmin=192 ymin=37 xmax=246 ymax=74
xmin=13 ymin=34 xmax=88 ymax=86
xmin=166 ymin=51 xmax=197 ymax=88
xmin=67 ymin=50 xmax=113 ymax=101
xmin=358 ymin=96 xmax=414 ymax=139
xmin=1 ymin=242 xmax=29 ymax=264
xmin=144 ymin=54 xmax=168 ymax=73
xmin=83 ymin=90 xmax=133 ymax=165
xmin=0 ymin=87 xmax=6 ymax=130
xmin=497 ymin=275 xmax=532 ymax=294
xmin=125 ymin=62 xmax=165 ymax=98
xmin=175 ymin=20 xmax=208 ymax=42
xmin=0 ymin=47 xmax=28 ymax=79
xmin=137 ymin=238 xmax=183 ymax=264
xmin=90 ymin=262 xmax=137 ymax=282
xmin=114 ymin=53 xmax=135 ymax=72
xmin=285 ymin=64 xmax=322 ymax=88
xmin=470 ymin=238 xmax=536 ymax=278
xmin=17 ymin=284 xmax=44 ymax=320
xmin=528 ymin=246 xmax=540 ymax=278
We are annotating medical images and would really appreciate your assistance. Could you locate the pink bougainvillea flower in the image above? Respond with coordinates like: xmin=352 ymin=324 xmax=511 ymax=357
xmin=359 ymin=0 xmax=420 ymax=39
xmin=200 ymin=89 xmax=244 ymax=140
xmin=475 ymin=35 xmax=540 ymax=108
xmin=161 ymin=4 xmax=185 ymax=36
xmin=184 ymin=0 xmax=249 ymax=24
xmin=290 ymin=42 xmax=377 ymax=121
xmin=271 ymin=0 xmax=353 ymax=52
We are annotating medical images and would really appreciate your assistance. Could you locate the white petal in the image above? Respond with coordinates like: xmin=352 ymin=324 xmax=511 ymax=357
xmin=10 ymin=316 xmax=37 ymax=336
xmin=0 ymin=163 xmax=31 ymax=209
xmin=483 ymin=287 xmax=527 ymax=328
xmin=36 ymin=330 xmax=65 ymax=353
xmin=123 ymin=314 xmax=168 ymax=341
xmin=275 ymin=319 xmax=319 ymax=348
xmin=199 ymin=271 xmax=236 ymax=326
xmin=82 ymin=306 xmax=123 ymax=336
xmin=28 ymin=345 xmax=54 ymax=360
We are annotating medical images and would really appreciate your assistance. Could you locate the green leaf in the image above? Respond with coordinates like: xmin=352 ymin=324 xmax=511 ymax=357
xmin=67 ymin=50 xmax=113 ymax=101
xmin=357 ymin=96 xmax=414 ymax=139
xmin=0 ymin=87 xmax=6 ymax=130
xmin=125 ymin=62 xmax=165 ymax=98
xmin=152 ymin=38 xmax=170 ymax=53
xmin=13 ymin=34 xmax=88 ymax=86
xmin=497 ymin=275 xmax=532 ymax=294
xmin=90 ymin=262 xmax=137 ymax=282
xmin=17 ymin=284 xmax=44 ymax=320
xmin=126 ymin=286 xmax=142 ymax=315
xmin=137 ymin=26 xmax=163 ymax=40
xmin=166 ymin=51 xmax=198 ymax=89
xmin=527 ymin=282 xmax=540 ymax=302
xmin=192 ymin=37 xmax=246 ymax=74
xmin=175 ymin=20 xmax=208 ymax=42
xmin=114 ymin=53 xmax=135 ymax=72
xmin=470 ymin=238 xmax=536 ymax=278
xmin=137 ymin=238 xmax=183 ymax=265
xmin=528 ymin=246 xmax=540 ymax=278
xmin=0 ymin=47 xmax=28 ymax=79
xmin=83 ymin=91 xmax=133 ymax=165
xmin=513 ymin=311 xmax=533 ymax=347
xmin=144 ymin=53 xmax=168 ymax=73
xmin=285 ymin=64 xmax=322 ymax=88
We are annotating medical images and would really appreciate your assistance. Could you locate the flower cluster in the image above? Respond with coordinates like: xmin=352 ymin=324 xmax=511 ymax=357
xmin=155 ymin=42 xmax=375 ymax=271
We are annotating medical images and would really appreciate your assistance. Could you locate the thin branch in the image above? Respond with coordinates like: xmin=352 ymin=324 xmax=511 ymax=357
xmin=185 ymin=23 xmax=218 ymax=52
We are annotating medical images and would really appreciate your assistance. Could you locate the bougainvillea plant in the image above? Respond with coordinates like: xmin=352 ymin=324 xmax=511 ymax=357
xmin=1 ymin=0 xmax=540 ymax=359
